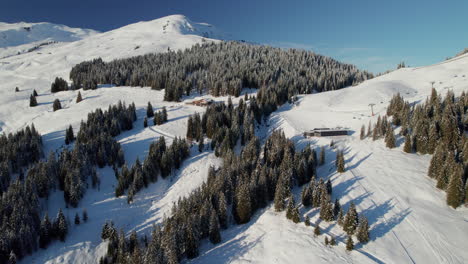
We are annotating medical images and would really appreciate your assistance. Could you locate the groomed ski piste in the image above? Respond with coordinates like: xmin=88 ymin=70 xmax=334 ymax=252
xmin=0 ymin=14 xmax=467 ymax=264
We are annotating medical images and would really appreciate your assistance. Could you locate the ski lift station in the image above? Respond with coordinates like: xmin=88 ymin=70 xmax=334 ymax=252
xmin=304 ymin=128 xmax=350 ymax=137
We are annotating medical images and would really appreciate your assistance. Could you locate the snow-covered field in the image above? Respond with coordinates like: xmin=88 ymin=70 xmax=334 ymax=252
xmin=0 ymin=14 xmax=467 ymax=264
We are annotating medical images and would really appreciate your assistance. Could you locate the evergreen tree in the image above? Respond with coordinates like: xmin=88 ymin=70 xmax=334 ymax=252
xmin=162 ymin=106 xmax=168 ymax=122
xmin=360 ymin=125 xmax=366 ymax=140
xmin=305 ymin=216 xmax=311 ymax=226
xmin=76 ymin=91 xmax=83 ymax=103
xmin=286 ymin=196 xmax=295 ymax=220
xmin=346 ymin=236 xmax=354 ymax=251
xmin=143 ymin=117 xmax=148 ymax=128
xmin=65 ymin=125 xmax=75 ymax=145
xmin=75 ymin=213 xmax=80 ymax=225
xmin=236 ymin=183 xmax=252 ymax=224
xmin=291 ymin=207 xmax=301 ymax=223
xmin=274 ymin=179 xmax=286 ymax=212
xmin=56 ymin=209 xmax=68 ymax=241
xmin=314 ymin=223 xmax=321 ymax=236
xmin=15 ymin=87 xmax=19 ymax=92
xmin=30 ymin=94 xmax=38 ymax=107
xmin=146 ymin=102 xmax=154 ymax=118
xmin=185 ymin=225 xmax=199 ymax=259
xmin=403 ymin=134 xmax=412 ymax=153
xmin=39 ymin=213 xmax=52 ymax=249
xmin=343 ymin=202 xmax=358 ymax=235
xmin=324 ymin=236 xmax=329 ymax=246
xmin=330 ymin=236 xmax=337 ymax=246
xmin=33 ymin=89 xmax=38 ymax=96
xmin=198 ymin=136 xmax=204 ymax=152
xmin=385 ymin=126 xmax=396 ymax=148
xmin=209 ymin=210 xmax=221 ymax=244
xmin=53 ymin=99 xmax=62 ymax=111
xmin=446 ymin=165 xmax=465 ymax=208
xmin=356 ymin=216 xmax=370 ymax=243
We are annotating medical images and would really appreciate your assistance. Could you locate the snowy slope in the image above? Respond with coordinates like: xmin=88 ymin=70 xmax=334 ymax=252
xmin=0 ymin=14 xmax=222 ymax=134
xmin=1 ymin=14 xmax=467 ymax=264
xmin=0 ymin=21 xmax=99 ymax=58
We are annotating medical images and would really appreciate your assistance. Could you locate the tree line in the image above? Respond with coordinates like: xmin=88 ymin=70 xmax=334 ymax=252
xmin=0 ymin=101 xmax=137 ymax=263
xmin=115 ymin=136 xmax=190 ymax=203
xmin=68 ymin=41 xmax=373 ymax=101
xmin=366 ymin=89 xmax=467 ymax=208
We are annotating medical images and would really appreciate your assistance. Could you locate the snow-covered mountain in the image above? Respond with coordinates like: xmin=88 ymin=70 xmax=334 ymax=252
xmin=0 ymin=21 xmax=99 ymax=58
xmin=0 ymin=14 xmax=467 ymax=264
xmin=0 ymin=14 xmax=222 ymax=134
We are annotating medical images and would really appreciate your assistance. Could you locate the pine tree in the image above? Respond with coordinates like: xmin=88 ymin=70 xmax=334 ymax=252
xmin=324 ymin=236 xmax=330 ymax=246
xmin=146 ymin=102 xmax=154 ymax=118
xmin=185 ymin=225 xmax=199 ymax=259
xmin=343 ymin=202 xmax=358 ymax=235
xmin=274 ymin=180 xmax=286 ymax=212
xmin=83 ymin=209 xmax=88 ymax=222
xmin=75 ymin=213 xmax=80 ymax=225
xmin=291 ymin=207 xmax=301 ymax=223
xmin=162 ymin=106 xmax=168 ymax=122
xmin=305 ymin=216 xmax=311 ymax=226
xmin=53 ymin=99 xmax=62 ymax=111
xmin=76 ymin=91 xmax=83 ymax=103
xmin=39 ymin=213 xmax=52 ymax=248
xmin=56 ymin=209 xmax=68 ymax=241
xmin=314 ymin=223 xmax=321 ymax=236
xmin=330 ymin=236 xmax=337 ymax=246
xmin=209 ymin=210 xmax=221 ymax=244
xmin=446 ymin=164 xmax=465 ymax=208
xmin=346 ymin=236 xmax=354 ymax=251
xmin=403 ymin=134 xmax=412 ymax=153
xmin=286 ymin=196 xmax=295 ymax=220
xmin=15 ymin=87 xmax=19 ymax=92
xmin=356 ymin=216 xmax=370 ymax=243
xmin=236 ymin=183 xmax=252 ymax=224
xmin=65 ymin=125 xmax=74 ymax=144
xmin=360 ymin=125 xmax=366 ymax=140
xmin=319 ymin=146 xmax=325 ymax=166
xmin=198 ymin=136 xmax=204 ymax=152
xmin=385 ymin=126 xmax=396 ymax=148
xmin=143 ymin=117 xmax=148 ymax=128
xmin=30 ymin=94 xmax=38 ymax=107
xmin=33 ymin=89 xmax=38 ymax=96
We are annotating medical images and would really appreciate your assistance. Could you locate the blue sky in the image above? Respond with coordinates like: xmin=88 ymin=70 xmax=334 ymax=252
xmin=2 ymin=0 xmax=467 ymax=73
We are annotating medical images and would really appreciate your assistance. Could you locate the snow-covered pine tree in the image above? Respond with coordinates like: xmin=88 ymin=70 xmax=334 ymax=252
xmin=343 ymin=202 xmax=358 ymax=235
xmin=385 ymin=125 xmax=396 ymax=148
xmin=446 ymin=164 xmax=465 ymax=208
xmin=356 ymin=216 xmax=370 ymax=243
xmin=209 ymin=210 xmax=221 ymax=244
xmin=346 ymin=236 xmax=354 ymax=251
xmin=403 ymin=134 xmax=412 ymax=153
xmin=76 ymin=91 xmax=83 ymax=103
xmin=146 ymin=102 xmax=154 ymax=118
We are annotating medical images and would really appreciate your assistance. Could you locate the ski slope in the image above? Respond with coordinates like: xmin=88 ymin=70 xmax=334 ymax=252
xmin=0 ymin=14 xmax=466 ymax=264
